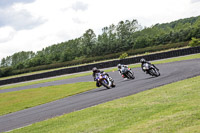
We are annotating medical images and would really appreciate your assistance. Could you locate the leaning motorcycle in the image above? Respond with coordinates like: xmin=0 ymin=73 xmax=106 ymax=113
xmin=95 ymin=73 xmax=115 ymax=89
xmin=121 ymin=67 xmax=135 ymax=79
xmin=142 ymin=63 xmax=160 ymax=77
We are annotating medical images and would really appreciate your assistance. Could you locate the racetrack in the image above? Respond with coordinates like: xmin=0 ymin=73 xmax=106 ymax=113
xmin=0 ymin=58 xmax=200 ymax=132
xmin=0 ymin=75 xmax=92 ymax=93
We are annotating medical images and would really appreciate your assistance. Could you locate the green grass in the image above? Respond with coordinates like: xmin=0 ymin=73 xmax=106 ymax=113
xmin=0 ymin=72 xmax=92 ymax=90
xmin=1 ymin=53 xmax=200 ymax=91
xmin=10 ymin=75 xmax=200 ymax=133
xmin=0 ymin=82 xmax=96 ymax=116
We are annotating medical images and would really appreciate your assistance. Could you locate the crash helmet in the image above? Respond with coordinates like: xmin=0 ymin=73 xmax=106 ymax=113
xmin=140 ymin=58 xmax=146 ymax=63
xmin=92 ymin=67 xmax=98 ymax=72
xmin=117 ymin=64 xmax=122 ymax=69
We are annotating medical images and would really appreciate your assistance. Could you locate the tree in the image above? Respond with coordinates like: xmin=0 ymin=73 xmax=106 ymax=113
xmin=0 ymin=58 xmax=6 ymax=67
xmin=11 ymin=51 xmax=35 ymax=66
xmin=81 ymin=29 xmax=96 ymax=56
xmin=116 ymin=19 xmax=139 ymax=51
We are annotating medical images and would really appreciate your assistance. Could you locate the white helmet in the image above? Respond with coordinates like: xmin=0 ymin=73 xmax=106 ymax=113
xmin=140 ymin=58 xmax=146 ymax=63
xmin=117 ymin=64 xmax=122 ymax=69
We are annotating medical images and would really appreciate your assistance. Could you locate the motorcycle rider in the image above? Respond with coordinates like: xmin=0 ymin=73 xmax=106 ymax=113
xmin=140 ymin=58 xmax=159 ymax=73
xmin=117 ymin=64 xmax=129 ymax=78
xmin=92 ymin=67 xmax=114 ymax=87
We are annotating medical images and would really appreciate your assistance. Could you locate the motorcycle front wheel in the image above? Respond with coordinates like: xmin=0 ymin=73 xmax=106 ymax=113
xmin=149 ymin=68 xmax=160 ymax=77
xmin=100 ymin=79 xmax=111 ymax=89
xmin=127 ymin=71 xmax=135 ymax=79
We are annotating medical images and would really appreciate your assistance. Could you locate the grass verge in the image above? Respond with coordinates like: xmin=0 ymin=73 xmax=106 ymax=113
xmin=0 ymin=72 xmax=92 ymax=90
xmin=1 ymin=53 xmax=200 ymax=91
xmin=0 ymin=82 xmax=96 ymax=116
xmin=10 ymin=75 xmax=200 ymax=133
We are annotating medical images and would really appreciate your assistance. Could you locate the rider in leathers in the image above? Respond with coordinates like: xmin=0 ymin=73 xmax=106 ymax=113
xmin=92 ymin=67 xmax=114 ymax=87
xmin=140 ymin=58 xmax=159 ymax=73
xmin=117 ymin=64 xmax=129 ymax=78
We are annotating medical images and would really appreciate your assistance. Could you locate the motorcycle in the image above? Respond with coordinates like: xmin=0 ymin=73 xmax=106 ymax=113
xmin=121 ymin=67 xmax=135 ymax=79
xmin=142 ymin=63 xmax=160 ymax=77
xmin=95 ymin=73 xmax=115 ymax=89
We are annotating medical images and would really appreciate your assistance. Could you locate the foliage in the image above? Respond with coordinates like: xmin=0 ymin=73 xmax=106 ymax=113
xmin=119 ymin=52 xmax=128 ymax=59
xmin=0 ymin=51 xmax=35 ymax=68
xmin=0 ymin=67 xmax=13 ymax=77
xmin=0 ymin=16 xmax=200 ymax=77
xmin=189 ymin=37 xmax=200 ymax=47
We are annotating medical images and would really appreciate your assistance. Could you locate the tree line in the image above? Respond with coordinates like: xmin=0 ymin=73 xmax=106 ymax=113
xmin=0 ymin=15 xmax=200 ymax=77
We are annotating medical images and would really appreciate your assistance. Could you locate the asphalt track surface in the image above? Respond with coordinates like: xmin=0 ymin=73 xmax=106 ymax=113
xmin=0 ymin=75 xmax=92 ymax=93
xmin=0 ymin=58 xmax=200 ymax=132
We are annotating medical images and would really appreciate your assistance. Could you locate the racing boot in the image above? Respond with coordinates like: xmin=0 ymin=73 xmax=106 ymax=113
xmin=109 ymin=77 xmax=114 ymax=82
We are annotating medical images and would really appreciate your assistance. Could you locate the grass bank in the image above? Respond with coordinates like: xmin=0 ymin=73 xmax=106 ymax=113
xmin=0 ymin=82 xmax=96 ymax=116
xmin=10 ymin=75 xmax=200 ymax=133
xmin=1 ymin=53 xmax=200 ymax=91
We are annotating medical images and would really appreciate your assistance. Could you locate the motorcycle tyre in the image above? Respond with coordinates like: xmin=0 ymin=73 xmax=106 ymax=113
xmin=127 ymin=71 xmax=135 ymax=79
xmin=100 ymin=80 xmax=111 ymax=89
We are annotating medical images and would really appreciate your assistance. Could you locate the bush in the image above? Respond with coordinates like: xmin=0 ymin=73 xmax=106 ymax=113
xmin=189 ymin=37 xmax=200 ymax=47
xmin=119 ymin=53 xmax=128 ymax=59
xmin=0 ymin=67 xmax=13 ymax=77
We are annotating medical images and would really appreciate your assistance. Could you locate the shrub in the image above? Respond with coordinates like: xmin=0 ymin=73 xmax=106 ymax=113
xmin=119 ymin=53 xmax=128 ymax=59
xmin=0 ymin=67 xmax=13 ymax=77
xmin=189 ymin=37 xmax=200 ymax=47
